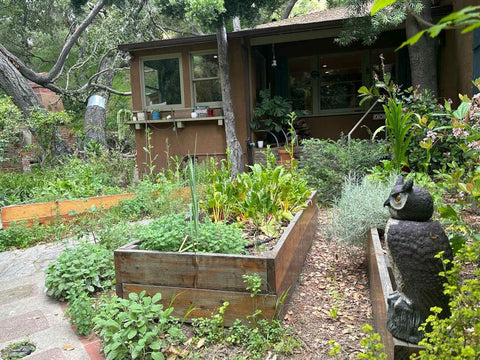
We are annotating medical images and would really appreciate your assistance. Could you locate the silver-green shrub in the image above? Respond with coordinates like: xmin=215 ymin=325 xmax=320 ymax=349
xmin=329 ymin=174 xmax=397 ymax=247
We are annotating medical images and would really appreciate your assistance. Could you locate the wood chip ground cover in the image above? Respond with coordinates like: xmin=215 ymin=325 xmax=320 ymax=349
xmin=189 ymin=209 xmax=373 ymax=359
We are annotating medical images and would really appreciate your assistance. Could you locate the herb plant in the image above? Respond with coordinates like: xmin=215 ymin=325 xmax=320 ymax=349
xmin=137 ymin=214 xmax=246 ymax=254
xmin=45 ymin=243 xmax=115 ymax=301
xmin=94 ymin=291 xmax=185 ymax=360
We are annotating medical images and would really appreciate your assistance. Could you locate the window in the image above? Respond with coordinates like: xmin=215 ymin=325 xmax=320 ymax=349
xmin=191 ymin=53 xmax=222 ymax=106
xmin=289 ymin=53 xmax=363 ymax=114
xmin=142 ymin=55 xmax=183 ymax=109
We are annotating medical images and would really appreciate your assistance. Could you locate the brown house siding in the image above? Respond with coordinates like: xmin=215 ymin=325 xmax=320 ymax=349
xmin=129 ymin=39 xmax=249 ymax=174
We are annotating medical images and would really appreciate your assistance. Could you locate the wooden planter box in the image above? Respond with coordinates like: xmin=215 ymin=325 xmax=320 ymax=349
xmin=367 ymin=228 xmax=423 ymax=360
xmin=114 ymin=191 xmax=318 ymax=325
xmin=1 ymin=193 xmax=136 ymax=229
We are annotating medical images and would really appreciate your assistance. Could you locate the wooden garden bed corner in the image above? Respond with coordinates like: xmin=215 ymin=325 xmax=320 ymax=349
xmin=114 ymin=191 xmax=318 ymax=325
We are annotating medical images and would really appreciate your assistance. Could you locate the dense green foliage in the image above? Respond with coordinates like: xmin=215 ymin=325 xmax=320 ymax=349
xmin=137 ymin=214 xmax=247 ymax=254
xmin=94 ymin=291 xmax=185 ymax=360
xmin=204 ymin=153 xmax=312 ymax=234
xmin=0 ymin=221 xmax=69 ymax=252
xmin=0 ymin=153 xmax=135 ymax=207
xmin=300 ymin=137 xmax=388 ymax=204
xmin=414 ymin=241 xmax=480 ymax=359
xmin=44 ymin=243 xmax=115 ymax=301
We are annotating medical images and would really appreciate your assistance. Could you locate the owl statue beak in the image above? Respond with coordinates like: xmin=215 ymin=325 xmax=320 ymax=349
xmin=384 ymin=198 xmax=390 ymax=207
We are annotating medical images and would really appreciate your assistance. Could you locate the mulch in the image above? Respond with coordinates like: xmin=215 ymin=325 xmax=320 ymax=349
xmin=281 ymin=209 xmax=373 ymax=359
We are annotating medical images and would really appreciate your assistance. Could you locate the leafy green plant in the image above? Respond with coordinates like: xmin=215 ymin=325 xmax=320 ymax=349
xmin=413 ymin=241 xmax=480 ymax=359
xmin=300 ymin=137 xmax=387 ymax=204
xmin=373 ymin=99 xmax=417 ymax=171
xmin=192 ymin=301 xmax=301 ymax=359
xmin=0 ymin=96 xmax=24 ymax=164
xmin=329 ymin=324 xmax=386 ymax=359
xmin=64 ymin=291 xmax=97 ymax=336
xmin=242 ymin=274 xmax=262 ymax=297
xmin=26 ymin=109 xmax=72 ymax=167
xmin=137 ymin=213 xmax=246 ymax=254
xmin=251 ymin=89 xmax=292 ymax=136
xmin=357 ymin=324 xmax=387 ymax=360
xmin=329 ymin=175 xmax=395 ymax=246
xmin=44 ymin=243 xmax=115 ymax=301
xmin=94 ymin=291 xmax=185 ymax=360
xmin=0 ymin=220 xmax=69 ymax=252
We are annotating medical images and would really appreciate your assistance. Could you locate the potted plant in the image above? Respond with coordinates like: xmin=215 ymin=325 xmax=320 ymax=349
xmin=250 ymin=89 xmax=292 ymax=145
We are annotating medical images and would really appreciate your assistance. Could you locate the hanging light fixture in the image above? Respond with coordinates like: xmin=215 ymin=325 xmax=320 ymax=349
xmin=271 ymin=43 xmax=277 ymax=68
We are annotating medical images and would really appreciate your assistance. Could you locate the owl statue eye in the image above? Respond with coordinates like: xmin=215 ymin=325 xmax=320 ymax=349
xmin=395 ymin=194 xmax=402 ymax=202
xmin=390 ymin=192 xmax=407 ymax=210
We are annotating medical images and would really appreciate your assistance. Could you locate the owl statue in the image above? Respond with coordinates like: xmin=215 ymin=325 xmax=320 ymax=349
xmin=383 ymin=175 xmax=453 ymax=344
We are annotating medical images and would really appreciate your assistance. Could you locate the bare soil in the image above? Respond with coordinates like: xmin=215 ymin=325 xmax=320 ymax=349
xmin=282 ymin=209 xmax=373 ymax=359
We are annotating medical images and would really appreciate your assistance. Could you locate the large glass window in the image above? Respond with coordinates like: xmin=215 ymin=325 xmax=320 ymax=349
xmin=191 ymin=53 xmax=222 ymax=105
xmin=143 ymin=56 xmax=182 ymax=108
xmin=289 ymin=53 xmax=363 ymax=114
xmin=288 ymin=50 xmax=397 ymax=114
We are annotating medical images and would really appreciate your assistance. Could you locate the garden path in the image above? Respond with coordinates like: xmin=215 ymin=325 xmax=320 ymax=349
xmin=0 ymin=241 xmax=104 ymax=360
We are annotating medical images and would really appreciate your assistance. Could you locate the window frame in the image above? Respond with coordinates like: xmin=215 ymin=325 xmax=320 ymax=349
xmin=288 ymin=50 xmax=397 ymax=116
xmin=139 ymin=53 xmax=185 ymax=111
xmin=190 ymin=50 xmax=223 ymax=108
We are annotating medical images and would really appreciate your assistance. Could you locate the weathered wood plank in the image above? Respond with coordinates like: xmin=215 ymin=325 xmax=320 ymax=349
xmin=368 ymin=228 xmax=423 ymax=360
xmin=122 ymin=283 xmax=277 ymax=326
xmin=115 ymin=246 xmax=270 ymax=293
xmin=1 ymin=193 xmax=135 ymax=228
xmin=270 ymin=192 xmax=318 ymax=296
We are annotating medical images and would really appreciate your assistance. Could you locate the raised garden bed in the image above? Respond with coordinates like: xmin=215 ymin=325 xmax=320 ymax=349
xmin=114 ymin=191 xmax=318 ymax=326
xmin=367 ymin=228 xmax=423 ymax=360
xmin=0 ymin=187 xmax=194 ymax=229
xmin=0 ymin=193 xmax=136 ymax=229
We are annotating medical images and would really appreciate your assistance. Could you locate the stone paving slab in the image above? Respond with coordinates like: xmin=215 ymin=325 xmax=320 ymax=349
xmin=0 ymin=310 xmax=49 ymax=343
xmin=0 ymin=240 xmax=98 ymax=360
xmin=26 ymin=348 xmax=66 ymax=360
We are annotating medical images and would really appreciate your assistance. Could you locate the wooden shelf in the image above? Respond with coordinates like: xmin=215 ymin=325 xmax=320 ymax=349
xmin=127 ymin=116 xmax=224 ymax=128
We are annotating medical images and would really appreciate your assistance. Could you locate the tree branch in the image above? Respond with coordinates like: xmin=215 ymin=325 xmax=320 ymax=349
xmin=405 ymin=4 xmax=435 ymax=29
xmin=85 ymin=83 xmax=132 ymax=96
xmin=281 ymin=0 xmax=298 ymax=20
xmin=0 ymin=0 xmax=106 ymax=86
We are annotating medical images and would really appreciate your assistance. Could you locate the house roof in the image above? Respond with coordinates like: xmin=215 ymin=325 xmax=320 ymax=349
xmin=118 ymin=7 xmax=357 ymax=52
xmin=118 ymin=4 xmax=451 ymax=52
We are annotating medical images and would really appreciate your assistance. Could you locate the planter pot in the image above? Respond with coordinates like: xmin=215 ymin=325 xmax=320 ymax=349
xmin=114 ymin=191 xmax=318 ymax=325
xmin=367 ymin=228 xmax=423 ymax=360
xmin=277 ymin=149 xmax=290 ymax=165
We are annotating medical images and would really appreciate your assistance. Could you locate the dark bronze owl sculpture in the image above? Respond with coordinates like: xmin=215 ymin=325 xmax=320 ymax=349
xmin=383 ymin=176 xmax=453 ymax=344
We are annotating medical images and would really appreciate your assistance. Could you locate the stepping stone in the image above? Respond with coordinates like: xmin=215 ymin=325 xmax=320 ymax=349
xmin=0 ymin=310 xmax=49 ymax=343
xmin=0 ymin=284 xmax=36 ymax=305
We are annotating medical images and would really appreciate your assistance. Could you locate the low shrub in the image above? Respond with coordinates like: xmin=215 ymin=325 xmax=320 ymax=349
xmin=94 ymin=291 xmax=185 ymax=360
xmin=0 ymin=221 xmax=68 ymax=252
xmin=328 ymin=175 xmax=394 ymax=246
xmin=45 ymin=243 xmax=115 ymax=301
xmin=300 ymin=137 xmax=388 ymax=204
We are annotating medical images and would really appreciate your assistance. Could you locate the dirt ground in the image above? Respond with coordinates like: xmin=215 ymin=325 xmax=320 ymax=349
xmin=282 ymin=209 xmax=373 ymax=359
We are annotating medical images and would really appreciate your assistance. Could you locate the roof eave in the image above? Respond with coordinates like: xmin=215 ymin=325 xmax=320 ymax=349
xmin=118 ymin=18 xmax=345 ymax=52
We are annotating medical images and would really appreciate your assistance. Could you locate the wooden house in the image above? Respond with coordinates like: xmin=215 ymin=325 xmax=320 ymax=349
xmin=119 ymin=2 xmax=476 ymax=173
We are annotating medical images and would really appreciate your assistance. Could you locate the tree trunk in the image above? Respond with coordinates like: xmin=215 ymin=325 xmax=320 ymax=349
xmin=405 ymin=0 xmax=437 ymax=95
xmin=0 ymin=50 xmax=44 ymax=116
xmin=84 ymin=55 xmax=116 ymax=146
xmin=281 ymin=0 xmax=298 ymax=20
xmin=233 ymin=16 xmax=241 ymax=31
xmin=216 ymin=19 xmax=244 ymax=177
